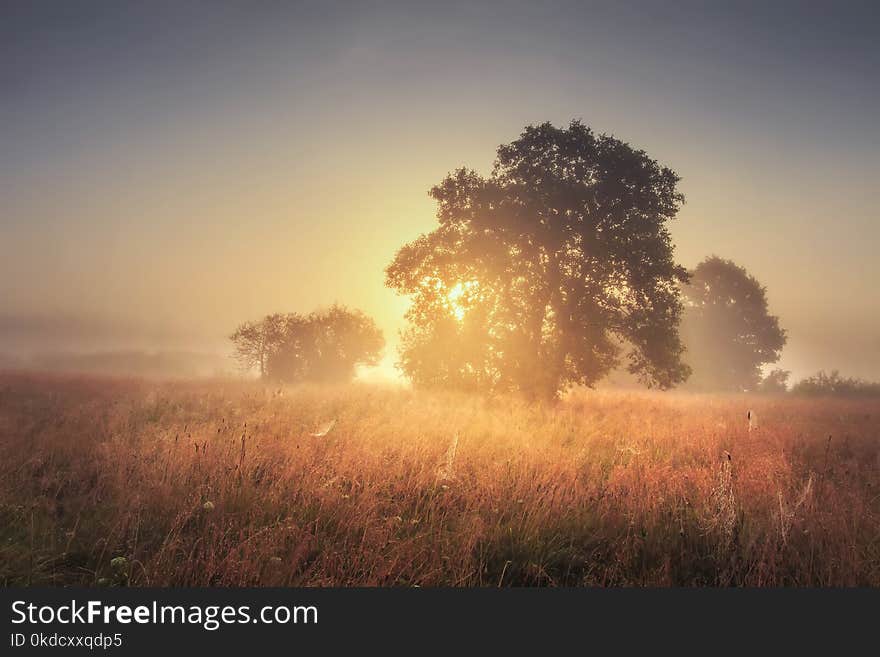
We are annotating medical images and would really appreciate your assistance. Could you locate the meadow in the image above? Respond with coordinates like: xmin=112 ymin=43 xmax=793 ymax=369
xmin=1 ymin=372 xmax=878 ymax=587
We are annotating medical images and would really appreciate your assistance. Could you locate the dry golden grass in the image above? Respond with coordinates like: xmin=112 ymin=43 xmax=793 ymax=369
xmin=1 ymin=372 xmax=878 ymax=586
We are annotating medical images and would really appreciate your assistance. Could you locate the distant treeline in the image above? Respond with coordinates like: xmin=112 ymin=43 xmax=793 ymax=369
xmin=3 ymin=350 xmax=231 ymax=379
xmin=788 ymin=370 xmax=880 ymax=398
xmin=752 ymin=368 xmax=880 ymax=398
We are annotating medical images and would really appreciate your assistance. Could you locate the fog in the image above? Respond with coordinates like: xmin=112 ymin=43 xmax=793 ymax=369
xmin=2 ymin=2 xmax=878 ymax=383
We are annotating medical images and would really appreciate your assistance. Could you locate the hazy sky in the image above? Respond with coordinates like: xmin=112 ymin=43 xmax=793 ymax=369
xmin=2 ymin=1 xmax=878 ymax=380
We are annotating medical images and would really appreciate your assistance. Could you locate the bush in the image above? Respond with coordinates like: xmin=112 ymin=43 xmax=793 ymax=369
xmin=791 ymin=370 xmax=880 ymax=398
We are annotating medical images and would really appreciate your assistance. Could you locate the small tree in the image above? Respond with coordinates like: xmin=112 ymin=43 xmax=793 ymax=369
xmin=268 ymin=305 xmax=385 ymax=383
xmin=756 ymin=368 xmax=790 ymax=394
xmin=680 ymin=256 xmax=786 ymax=391
xmin=263 ymin=313 xmax=311 ymax=382
xmin=231 ymin=306 xmax=384 ymax=384
xmin=229 ymin=313 xmax=287 ymax=378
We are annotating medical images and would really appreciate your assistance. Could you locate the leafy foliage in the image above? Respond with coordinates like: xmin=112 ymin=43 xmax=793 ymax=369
xmin=757 ymin=368 xmax=790 ymax=394
xmin=681 ymin=256 xmax=786 ymax=391
xmin=386 ymin=121 xmax=691 ymax=399
xmin=230 ymin=305 xmax=383 ymax=383
xmin=792 ymin=370 xmax=880 ymax=398
xmin=230 ymin=314 xmax=287 ymax=378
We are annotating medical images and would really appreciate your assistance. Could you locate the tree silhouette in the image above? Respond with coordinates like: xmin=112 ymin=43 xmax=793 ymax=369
xmin=680 ymin=256 xmax=786 ymax=391
xmin=757 ymin=368 xmax=790 ymax=394
xmin=229 ymin=313 xmax=287 ymax=378
xmin=231 ymin=305 xmax=383 ymax=383
xmin=386 ymin=120 xmax=691 ymax=400
xmin=792 ymin=370 xmax=880 ymax=398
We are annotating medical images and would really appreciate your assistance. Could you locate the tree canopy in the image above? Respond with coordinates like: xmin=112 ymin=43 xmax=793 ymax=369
xmin=386 ymin=120 xmax=691 ymax=399
xmin=680 ymin=256 xmax=786 ymax=391
xmin=756 ymin=368 xmax=790 ymax=394
xmin=230 ymin=305 xmax=384 ymax=384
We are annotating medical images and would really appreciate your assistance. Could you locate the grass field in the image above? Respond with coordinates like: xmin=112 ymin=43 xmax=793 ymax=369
xmin=1 ymin=371 xmax=878 ymax=586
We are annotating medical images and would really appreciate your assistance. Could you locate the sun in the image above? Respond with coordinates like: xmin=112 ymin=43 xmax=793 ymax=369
xmin=446 ymin=281 xmax=477 ymax=321
xmin=420 ymin=277 xmax=479 ymax=321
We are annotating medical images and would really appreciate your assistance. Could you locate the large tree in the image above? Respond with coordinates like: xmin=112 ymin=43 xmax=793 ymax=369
xmin=386 ymin=120 xmax=691 ymax=400
xmin=680 ymin=256 xmax=786 ymax=391
xmin=230 ymin=305 xmax=384 ymax=384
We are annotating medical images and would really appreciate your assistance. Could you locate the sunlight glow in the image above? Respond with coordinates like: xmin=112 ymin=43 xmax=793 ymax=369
xmin=446 ymin=280 xmax=478 ymax=321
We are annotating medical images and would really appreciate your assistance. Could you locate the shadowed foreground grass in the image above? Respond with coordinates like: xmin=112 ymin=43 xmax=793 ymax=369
xmin=1 ymin=372 xmax=878 ymax=586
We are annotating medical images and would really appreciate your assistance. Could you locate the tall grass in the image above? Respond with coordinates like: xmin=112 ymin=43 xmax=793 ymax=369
xmin=0 ymin=372 xmax=878 ymax=586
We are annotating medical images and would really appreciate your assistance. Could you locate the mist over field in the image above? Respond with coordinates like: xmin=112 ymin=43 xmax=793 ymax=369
xmin=2 ymin=2 xmax=879 ymax=385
